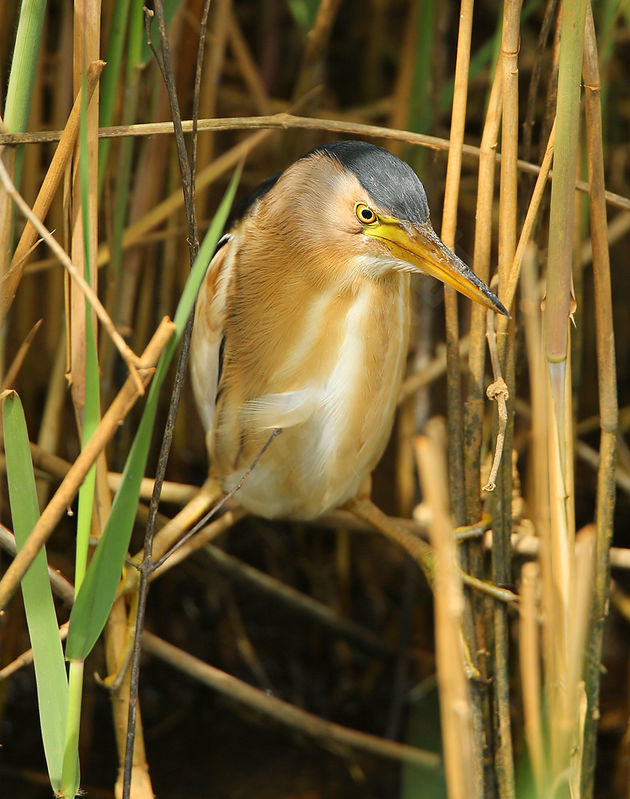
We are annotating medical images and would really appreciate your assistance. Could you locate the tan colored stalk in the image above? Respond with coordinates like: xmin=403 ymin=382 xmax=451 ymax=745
xmin=543 ymin=0 xmax=587 ymax=784
xmin=144 ymin=477 xmax=222 ymax=561
xmin=581 ymin=6 xmax=619 ymax=796
xmin=0 ymin=319 xmax=42 ymax=389
xmin=519 ymin=561 xmax=545 ymax=796
xmin=27 ymin=438 xmax=198 ymax=505
xmin=521 ymin=244 xmax=559 ymax=759
xmin=464 ymin=69 xmax=503 ymax=521
xmin=4 ymin=114 xmax=630 ymax=211
xmin=113 ymin=85 xmax=172 ymax=336
xmin=0 ymin=155 xmax=143 ymax=390
xmin=415 ymin=421 xmax=478 ymax=799
xmin=498 ymin=120 xmax=556 ymax=327
xmin=441 ymin=0 xmax=473 ymax=526
xmin=143 ymin=630 xmax=439 ymax=769
xmin=1 ymin=60 xmax=104 ymax=318
xmin=148 ymin=506 xmax=247 ymax=580
xmin=0 ymin=317 xmax=175 ymax=610
xmin=67 ymin=0 xmax=101 ymax=414
xmin=399 ymin=336 xmax=470 ymax=405
xmin=461 ymin=64 xmax=503 ymax=799
xmin=490 ymin=4 xmax=522 ymax=796
xmin=105 ymin=594 xmax=154 ymax=799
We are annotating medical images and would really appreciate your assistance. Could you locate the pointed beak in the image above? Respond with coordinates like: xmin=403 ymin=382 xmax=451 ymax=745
xmin=366 ymin=218 xmax=510 ymax=317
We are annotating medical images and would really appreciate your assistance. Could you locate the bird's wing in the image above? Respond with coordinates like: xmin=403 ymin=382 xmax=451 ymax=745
xmin=239 ymin=388 xmax=319 ymax=430
xmin=190 ymin=236 xmax=234 ymax=434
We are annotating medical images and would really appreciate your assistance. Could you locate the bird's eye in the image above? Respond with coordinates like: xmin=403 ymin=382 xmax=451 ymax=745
xmin=355 ymin=203 xmax=378 ymax=225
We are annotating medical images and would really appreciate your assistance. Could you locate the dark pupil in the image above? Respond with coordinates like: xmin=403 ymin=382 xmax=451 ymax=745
xmin=361 ymin=208 xmax=373 ymax=221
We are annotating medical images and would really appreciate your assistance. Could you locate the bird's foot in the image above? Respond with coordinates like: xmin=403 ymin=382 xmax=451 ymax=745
xmin=345 ymin=497 xmax=517 ymax=604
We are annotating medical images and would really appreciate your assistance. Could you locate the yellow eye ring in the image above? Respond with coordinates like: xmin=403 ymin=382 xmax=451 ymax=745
xmin=355 ymin=202 xmax=378 ymax=225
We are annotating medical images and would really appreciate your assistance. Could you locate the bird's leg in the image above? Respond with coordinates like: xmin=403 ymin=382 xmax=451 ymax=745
xmin=149 ymin=429 xmax=282 ymax=570
xmin=346 ymin=496 xmax=484 ymax=680
xmin=345 ymin=496 xmax=517 ymax=604
xmin=345 ymin=495 xmax=435 ymax=586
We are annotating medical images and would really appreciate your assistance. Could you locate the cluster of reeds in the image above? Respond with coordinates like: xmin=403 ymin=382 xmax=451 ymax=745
xmin=0 ymin=1 xmax=625 ymax=797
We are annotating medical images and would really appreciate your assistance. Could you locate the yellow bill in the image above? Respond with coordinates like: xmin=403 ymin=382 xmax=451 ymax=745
xmin=367 ymin=217 xmax=510 ymax=317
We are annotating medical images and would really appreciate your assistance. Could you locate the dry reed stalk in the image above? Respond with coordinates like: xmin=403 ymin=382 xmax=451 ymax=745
xmin=464 ymin=68 xmax=503 ymax=521
xmin=580 ymin=6 xmax=619 ymax=795
xmin=0 ymin=155 xmax=143 ymax=390
xmin=142 ymin=629 xmax=440 ymax=769
xmin=521 ymin=242 xmax=558 ymax=730
xmin=104 ymin=595 xmax=154 ymax=799
xmin=0 ymin=319 xmax=42 ymax=390
xmin=5 ymin=112 xmax=630 ymax=211
xmin=115 ymin=478 xmax=223 ymax=600
xmin=543 ymin=0 xmax=587 ymax=786
xmin=440 ymin=0 xmax=473 ymax=527
xmin=498 ymin=120 xmax=555 ymax=326
xmin=0 ymin=317 xmax=175 ymax=610
xmin=111 ymin=123 xmax=167 ymax=338
xmin=147 ymin=506 xmax=247 ymax=581
xmin=489 ymin=4 xmax=522 ymax=796
xmin=1 ymin=61 xmax=105 ymax=318
xmin=519 ymin=560 xmax=545 ymax=796
xmin=66 ymin=0 xmax=101 ymax=415
xmin=456 ymin=53 xmax=505 ymax=799
xmin=415 ymin=420 xmax=478 ymax=799
xmin=462 ymin=81 xmax=504 ymax=789
xmin=157 ymin=185 xmax=182 ymax=324
xmin=49 ymin=6 xmax=74 ymax=270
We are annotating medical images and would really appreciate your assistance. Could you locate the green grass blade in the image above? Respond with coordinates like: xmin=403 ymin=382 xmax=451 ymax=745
xmin=4 ymin=0 xmax=47 ymax=134
xmin=98 ymin=0 xmax=133 ymax=196
xmin=286 ymin=0 xmax=319 ymax=34
xmin=75 ymin=64 xmax=101 ymax=594
xmin=65 ymin=166 xmax=241 ymax=661
xmin=59 ymin=65 xmax=101 ymax=798
xmin=2 ymin=390 xmax=69 ymax=792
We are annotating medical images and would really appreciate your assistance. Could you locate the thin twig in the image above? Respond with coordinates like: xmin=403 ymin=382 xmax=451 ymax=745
xmin=440 ymin=0 xmax=474 ymax=528
xmin=150 ymin=428 xmax=282 ymax=571
xmin=1 ymin=60 xmax=104 ymax=317
xmin=0 ymin=152 xmax=144 ymax=393
xmin=121 ymin=6 xmax=208 ymax=797
xmin=0 ymin=319 xmax=42 ymax=389
xmin=2 ymin=114 xmax=629 ymax=210
xmin=142 ymin=630 xmax=440 ymax=770
xmin=0 ymin=319 xmax=175 ymax=610
xmin=483 ymin=312 xmax=510 ymax=493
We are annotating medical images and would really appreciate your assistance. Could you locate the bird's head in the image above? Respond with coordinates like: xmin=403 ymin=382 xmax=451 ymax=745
xmin=254 ymin=140 xmax=509 ymax=316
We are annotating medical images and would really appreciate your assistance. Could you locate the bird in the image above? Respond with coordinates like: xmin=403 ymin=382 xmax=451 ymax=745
xmin=190 ymin=140 xmax=508 ymax=525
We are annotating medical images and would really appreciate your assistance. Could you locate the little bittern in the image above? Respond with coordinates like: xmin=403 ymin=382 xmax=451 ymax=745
xmin=191 ymin=141 xmax=507 ymax=521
